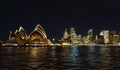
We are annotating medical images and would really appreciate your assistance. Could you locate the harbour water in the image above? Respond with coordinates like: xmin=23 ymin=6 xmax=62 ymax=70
xmin=0 ymin=46 xmax=120 ymax=70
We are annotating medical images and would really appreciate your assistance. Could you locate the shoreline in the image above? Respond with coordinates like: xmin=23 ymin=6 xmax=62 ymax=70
xmin=1 ymin=43 xmax=120 ymax=47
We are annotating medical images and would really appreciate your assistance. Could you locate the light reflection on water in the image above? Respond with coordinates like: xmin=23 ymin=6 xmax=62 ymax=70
xmin=0 ymin=46 xmax=120 ymax=70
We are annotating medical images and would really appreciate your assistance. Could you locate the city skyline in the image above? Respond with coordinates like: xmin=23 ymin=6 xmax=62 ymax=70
xmin=0 ymin=22 xmax=120 ymax=41
xmin=1 ymin=24 xmax=120 ymax=47
xmin=0 ymin=23 xmax=120 ymax=41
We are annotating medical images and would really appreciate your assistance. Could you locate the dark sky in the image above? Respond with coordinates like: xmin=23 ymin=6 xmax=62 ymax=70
xmin=0 ymin=0 xmax=120 ymax=40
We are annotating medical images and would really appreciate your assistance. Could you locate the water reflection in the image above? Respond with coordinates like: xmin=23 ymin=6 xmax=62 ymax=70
xmin=0 ymin=46 xmax=120 ymax=70
xmin=30 ymin=47 xmax=39 ymax=58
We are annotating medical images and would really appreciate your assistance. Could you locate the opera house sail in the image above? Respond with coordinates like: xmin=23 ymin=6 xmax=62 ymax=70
xmin=28 ymin=24 xmax=52 ymax=45
xmin=3 ymin=24 xmax=52 ymax=46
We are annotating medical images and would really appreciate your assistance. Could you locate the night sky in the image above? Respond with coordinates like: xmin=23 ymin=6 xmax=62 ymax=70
xmin=0 ymin=0 xmax=120 ymax=40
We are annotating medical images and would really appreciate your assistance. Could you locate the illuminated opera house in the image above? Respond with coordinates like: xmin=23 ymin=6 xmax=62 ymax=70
xmin=3 ymin=24 xmax=52 ymax=46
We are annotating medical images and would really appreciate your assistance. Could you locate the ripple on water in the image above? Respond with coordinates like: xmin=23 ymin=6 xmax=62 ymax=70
xmin=0 ymin=46 xmax=120 ymax=70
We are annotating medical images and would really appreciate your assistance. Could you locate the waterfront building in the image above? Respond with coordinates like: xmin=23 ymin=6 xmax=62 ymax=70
xmin=109 ymin=31 xmax=120 ymax=44
xmin=28 ymin=24 xmax=51 ymax=45
xmin=61 ymin=29 xmax=70 ymax=43
xmin=95 ymin=35 xmax=98 ymax=41
xmin=5 ymin=24 xmax=52 ymax=46
xmin=61 ymin=27 xmax=79 ymax=44
xmin=100 ymin=30 xmax=110 ymax=44
xmin=18 ymin=26 xmax=27 ymax=40
xmin=77 ymin=35 xmax=83 ymax=44
xmin=9 ymin=31 xmax=14 ymax=41
xmin=113 ymin=35 xmax=119 ymax=44
xmin=63 ymin=29 xmax=69 ymax=39
xmin=8 ymin=30 xmax=24 ymax=45
xmin=109 ymin=31 xmax=116 ymax=43
xmin=70 ymin=27 xmax=79 ymax=44
xmin=61 ymin=28 xmax=96 ymax=44
xmin=85 ymin=29 xmax=94 ymax=44
xmin=98 ymin=30 xmax=120 ymax=44
xmin=70 ymin=27 xmax=76 ymax=37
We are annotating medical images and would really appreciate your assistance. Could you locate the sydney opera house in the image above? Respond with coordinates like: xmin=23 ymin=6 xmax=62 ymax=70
xmin=2 ymin=24 xmax=52 ymax=46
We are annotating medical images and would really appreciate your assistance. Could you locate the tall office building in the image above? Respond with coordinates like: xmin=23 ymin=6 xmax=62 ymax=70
xmin=85 ymin=29 xmax=94 ymax=44
xmin=70 ymin=27 xmax=79 ymax=44
xmin=100 ymin=30 xmax=109 ymax=44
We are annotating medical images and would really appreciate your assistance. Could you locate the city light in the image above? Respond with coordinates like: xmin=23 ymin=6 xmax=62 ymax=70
xmin=1 ymin=24 xmax=120 ymax=47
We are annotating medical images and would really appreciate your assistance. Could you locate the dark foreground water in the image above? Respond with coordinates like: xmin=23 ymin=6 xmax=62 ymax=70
xmin=0 ymin=46 xmax=120 ymax=70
